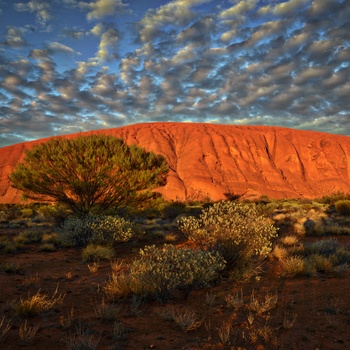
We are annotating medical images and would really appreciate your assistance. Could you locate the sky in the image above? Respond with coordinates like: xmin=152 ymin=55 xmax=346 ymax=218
xmin=0 ymin=0 xmax=349 ymax=148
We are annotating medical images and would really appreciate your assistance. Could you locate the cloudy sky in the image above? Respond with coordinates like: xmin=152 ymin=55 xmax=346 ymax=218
xmin=0 ymin=0 xmax=349 ymax=147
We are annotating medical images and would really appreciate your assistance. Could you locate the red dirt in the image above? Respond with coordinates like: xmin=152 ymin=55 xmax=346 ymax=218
xmin=1 ymin=225 xmax=350 ymax=350
xmin=1 ymin=123 xmax=350 ymax=203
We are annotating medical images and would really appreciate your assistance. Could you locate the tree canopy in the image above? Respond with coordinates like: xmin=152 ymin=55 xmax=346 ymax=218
xmin=10 ymin=134 xmax=168 ymax=215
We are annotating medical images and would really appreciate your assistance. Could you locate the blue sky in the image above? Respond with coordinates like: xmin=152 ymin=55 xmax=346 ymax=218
xmin=0 ymin=0 xmax=349 ymax=147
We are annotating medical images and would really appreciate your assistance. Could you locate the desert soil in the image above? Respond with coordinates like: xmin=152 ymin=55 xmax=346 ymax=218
xmin=1 ymin=225 xmax=350 ymax=350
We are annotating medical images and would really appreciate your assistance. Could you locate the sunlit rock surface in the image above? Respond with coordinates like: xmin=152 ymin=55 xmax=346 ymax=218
xmin=1 ymin=122 xmax=350 ymax=203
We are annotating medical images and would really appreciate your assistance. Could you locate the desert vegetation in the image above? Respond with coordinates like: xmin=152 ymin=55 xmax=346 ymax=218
xmin=1 ymin=192 xmax=350 ymax=349
xmin=1 ymin=136 xmax=349 ymax=349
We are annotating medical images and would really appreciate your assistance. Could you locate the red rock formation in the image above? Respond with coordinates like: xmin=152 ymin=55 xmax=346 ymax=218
xmin=1 ymin=122 xmax=350 ymax=203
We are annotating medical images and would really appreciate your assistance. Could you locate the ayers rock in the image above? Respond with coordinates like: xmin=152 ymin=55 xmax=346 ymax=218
xmin=1 ymin=122 xmax=350 ymax=203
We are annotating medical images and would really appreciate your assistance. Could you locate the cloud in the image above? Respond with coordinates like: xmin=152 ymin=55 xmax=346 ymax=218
xmin=47 ymin=42 xmax=76 ymax=55
xmin=1 ymin=0 xmax=350 ymax=148
xmin=138 ymin=0 xmax=212 ymax=42
xmin=4 ymin=26 xmax=27 ymax=47
xmin=14 ymin=0 xmax=52 ymax=27
xmin=272 ymin=0 xmax=311 ymax=16
xmin=79 ymin=0 xmax=130 ymax=20
xmin=219 ymin=0 xmax=257 ymax=19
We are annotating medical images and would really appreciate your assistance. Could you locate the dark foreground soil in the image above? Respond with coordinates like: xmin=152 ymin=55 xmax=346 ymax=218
xmin=1 ymin=226 xmax=350 ymax=350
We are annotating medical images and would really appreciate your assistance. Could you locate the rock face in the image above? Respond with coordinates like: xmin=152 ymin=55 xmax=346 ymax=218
xmin=1 ymin=122 xmax=350 ymax=203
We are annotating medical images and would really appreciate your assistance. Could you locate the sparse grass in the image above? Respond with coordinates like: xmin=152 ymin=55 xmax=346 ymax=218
xmin=0 ymin=317 xmax=11 ymax=344
xmin=218 ymin=321 xmax=232 ymax=345
xmin=170 ymin=307 xmax=203 ymax=332
xmin=112 ymin=320 xmax=130 ymax=341
xmin=19 ymin=320 xmax=39 ymax=345
xmin=59 ymin=307 xmax=76 ymax=330
xmin=248 ymin=290 xmax=278 ymax=316
xmin=205 ymin=292 xmax=217 ymax=307
xmin=61 ymin=322 xmax=100 ymax=350
xmin=12 ymin=287 xmax=65 ymax=317
xmin=225 ymin=289 xmax=244 ymax=310
xmin=94 ymin=299 xmax=122 ymax=322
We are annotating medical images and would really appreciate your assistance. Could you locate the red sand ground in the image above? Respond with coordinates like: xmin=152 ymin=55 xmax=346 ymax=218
xmin=1 ymin=225 xmax=350 ymax=350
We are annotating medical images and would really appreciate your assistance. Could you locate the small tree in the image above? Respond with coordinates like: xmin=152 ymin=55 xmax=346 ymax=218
xmin=10 ymin=134 xmax=168 ymax=215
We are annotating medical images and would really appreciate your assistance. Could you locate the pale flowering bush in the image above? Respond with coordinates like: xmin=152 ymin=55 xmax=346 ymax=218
xmin=178 ymin=201 xmax=278 ymax=266
xmin=104 ymin=244 xmax=226 ymax=300
xmin=57 ymin=214 xmax=134 ymax=247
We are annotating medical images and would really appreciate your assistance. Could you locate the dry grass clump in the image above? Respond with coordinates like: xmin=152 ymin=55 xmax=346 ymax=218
xmin=248 ymin=290 xmax=278 ymax=316
xmin=12 ymin=287 xmax=65 ymax=317
xmin=280 ymin=256 xmax=305 ymax=277
xmin=167 ymin=307 xmax=203 ymax=332
xmin=82 ymin=244 xmax=115 ymax=263
xmin=279 ymin=235 xmax=299 ymax=246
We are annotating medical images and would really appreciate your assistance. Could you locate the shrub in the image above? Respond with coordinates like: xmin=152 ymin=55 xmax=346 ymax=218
xmin=178 ymin=201 xmax=278 ymax=266
xmin=104 ymin=244 xmax=225 ymax=300
xmin=10 ymin=134 xmax=168 ymax=216
xmin=82 ymin=244 xmax=115 ymax=262
xmin=335 ymin=200 xmax=350 ymax=216
xmin=57 ymin=214 xmax=135 ymax=247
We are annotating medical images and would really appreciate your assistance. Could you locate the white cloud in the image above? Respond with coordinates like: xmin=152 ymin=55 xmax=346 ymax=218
xmin=95 ymin=28 xmax=120 ymax=62
xmin=272 ymin=0 xmax=311 ymax=16
xmin=219 ymin=0 xmax=257 ymax=19
xmin=91 ymin=23 xmax=104 ymax=36
xmin=48 ymin=42 xmax=76 ymax=54
xmin=79 ymin=0 xmax=130 ymax=20
xmin=138 ymin=0 xmax=212 ymax=42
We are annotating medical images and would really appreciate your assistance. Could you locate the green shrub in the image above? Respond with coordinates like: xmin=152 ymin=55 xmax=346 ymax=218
xmin=104 ymin=244 xmax=225 ymax=300
xmin=82 ymin=244 xmax=115 ymax=262
xmin=57 ymin=214 xmax=135 ymax=247
xmin=178 ymin=201 xmax=278 ymax=266
xmin=88 ymin=215 xmax=135 ymax=245
xmin=335 ymin=200 xmax=350 ymax=216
